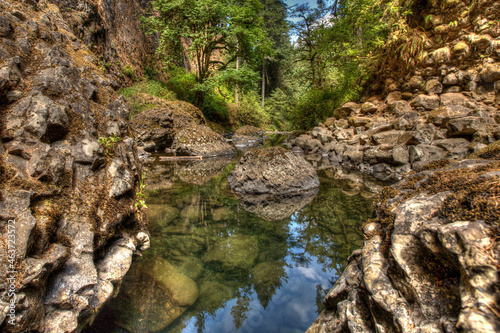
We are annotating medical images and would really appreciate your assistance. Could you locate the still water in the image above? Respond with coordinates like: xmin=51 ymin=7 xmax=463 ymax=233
xmin=88 ymin=136 xmax=380 ymax=333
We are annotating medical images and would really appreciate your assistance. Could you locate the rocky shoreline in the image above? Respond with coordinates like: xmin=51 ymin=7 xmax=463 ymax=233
xmin=307 ymin=157 xmax=500 ymax=332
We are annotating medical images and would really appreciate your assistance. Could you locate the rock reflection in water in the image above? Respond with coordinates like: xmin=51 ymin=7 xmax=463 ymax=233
xmin=175 ymin=156 xmax=234 ymax=185
xmin=237 ymin=189 xmax=319 ymax=221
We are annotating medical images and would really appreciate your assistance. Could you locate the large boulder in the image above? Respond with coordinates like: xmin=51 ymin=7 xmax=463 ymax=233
xmin=172 ymin=125 xmax=236 ymax=157
xmin=227 ymin=147 xmax=319 ymax=195
xmin=130 ymin=101 xmax=205 ymax=151
xmin=232 ymin=125 xmax=264 ymax=146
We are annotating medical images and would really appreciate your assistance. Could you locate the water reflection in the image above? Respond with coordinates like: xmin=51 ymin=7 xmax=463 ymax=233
xmin=88 ymin=145 xmax=381 ymax=333
xmin=176 ymin=157 xmax=234 ymax=185
xmin=237 ymin=189 xmax=318 ymax=221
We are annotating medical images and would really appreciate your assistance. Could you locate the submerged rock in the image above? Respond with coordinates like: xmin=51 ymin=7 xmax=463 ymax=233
xmin=228 ymin=147 xmax=320 ymax=195
xmin=112 ymin=258 xmax=199 ymax=333
xmin=203 ymin=234 xmax=259 ymax=273
xmin=172 ymin=125 xmax=236 ymax=157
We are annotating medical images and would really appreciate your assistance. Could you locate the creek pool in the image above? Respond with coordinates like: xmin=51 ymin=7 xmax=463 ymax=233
xmin=87 ymin=136 xmax=380 ymax=333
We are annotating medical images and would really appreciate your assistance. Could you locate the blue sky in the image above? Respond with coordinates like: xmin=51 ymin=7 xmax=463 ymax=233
xmin=284 ymin=0 xmax=317 ymax=23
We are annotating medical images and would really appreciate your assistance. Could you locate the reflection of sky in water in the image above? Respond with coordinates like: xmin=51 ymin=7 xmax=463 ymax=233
xmin=178 ymin=253 xmax=332 ymax=333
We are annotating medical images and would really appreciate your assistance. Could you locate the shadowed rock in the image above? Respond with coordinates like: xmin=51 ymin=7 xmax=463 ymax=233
xmin=228 ymin=147 xmax=319 ymax=196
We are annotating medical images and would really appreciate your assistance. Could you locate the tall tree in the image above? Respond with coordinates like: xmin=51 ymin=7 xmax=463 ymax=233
xmin=259 ymin=0 xmax=290 ymax=106
xmin=290 ymin=3 xmax=327 ymax=88
xmin=146 ymin=0 xmax=269 ymax=107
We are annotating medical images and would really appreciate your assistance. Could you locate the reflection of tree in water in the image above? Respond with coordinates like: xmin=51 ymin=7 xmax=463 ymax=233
xmin=315 ymin=284 xmax=330 ymax=315
xmin=231 ymin=294 xmax=251 ymax=330
xmin=291 ymin=173 xmax=373 ymax=274
xmin=251 ymin=261 xmax=288 ymax=308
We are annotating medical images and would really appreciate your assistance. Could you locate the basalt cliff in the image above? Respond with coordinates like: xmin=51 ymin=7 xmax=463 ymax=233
xmin=0 ymin=0 xmax=155 ymax=331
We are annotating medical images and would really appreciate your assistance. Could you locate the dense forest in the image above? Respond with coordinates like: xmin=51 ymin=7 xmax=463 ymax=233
xmin=121 ymin=0 xmax=416 ymax=130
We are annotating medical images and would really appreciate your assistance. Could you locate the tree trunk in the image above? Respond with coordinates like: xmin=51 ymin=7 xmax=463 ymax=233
xmin=235 ymin=49 xmax=239 ymax=111
xmin=194 ymin=90 xmax=205 ymax=108
xmin=261 ymin=58 xmax=266 ymax=108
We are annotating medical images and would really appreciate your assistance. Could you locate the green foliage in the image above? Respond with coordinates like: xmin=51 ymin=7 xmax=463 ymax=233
xmin=135 ymin=171 xmax=148 ymax=210
xmin=165 ymin=69 xmax=197 ymax=104
xmin=118 ymin=80 xmax=176 ymax=116
xmin=236 ymin=91 xmax=270 ymax=128
xmin=264 ymin=88 xmax=294 ymax=130
xmin=145 ymin=0 xmax=270 ymax=107
xmin=98 ymin=133 xmax=122 ymax=156
xmin=123 ymin=65 xmax=136 ymax=80
xmin=201 ymin=92 xmax=230 ymax=123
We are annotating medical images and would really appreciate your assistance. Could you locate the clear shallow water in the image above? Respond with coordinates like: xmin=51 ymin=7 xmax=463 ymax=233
xmin=87 ymin=136 xmax=379 ymax=333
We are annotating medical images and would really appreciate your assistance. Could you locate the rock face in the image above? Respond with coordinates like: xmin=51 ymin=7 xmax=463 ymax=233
xmin=307 ymin=159 xmax=500 ymax=333
xmin=232 ymin=125 xmax=264 ymax=146
xmin=227 ymin=147 xmax=320 ymax=195
xmin=172 ymin=125 xmax=236 ymax=157
xmin=130 ymin=101 xmax=206 ymax=152
xmin=0 ymin=1 xmax=150 ymax=332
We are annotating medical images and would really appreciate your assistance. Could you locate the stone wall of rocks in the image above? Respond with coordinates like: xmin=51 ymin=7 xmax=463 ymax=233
xmin=0 ymin=1 xmax=149 ymax=332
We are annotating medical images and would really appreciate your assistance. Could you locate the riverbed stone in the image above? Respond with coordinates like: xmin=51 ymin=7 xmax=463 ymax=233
xmin=232 ymin=125 xmax=264 ymax=146
xmin=227 ymin=147 xmax=319 ymax=196
xmin=203 ymin=234 xmax=259 ymax=272
xmin=411 ymin=94 xmax=441 ymax=110
xmin=308 ymin=160 xmax=500 ymax=333
xmin=113 ymin=258 xmax=199 ymax=332
xmin=173 ymin=125 xmax=236 ymax=157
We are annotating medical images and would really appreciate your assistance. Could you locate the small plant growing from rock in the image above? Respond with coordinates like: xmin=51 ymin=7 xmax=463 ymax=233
xmin=98 ymin=133 xmax=122 ymax=156
xmin=134 ymin=171 xmax=147 ymax=210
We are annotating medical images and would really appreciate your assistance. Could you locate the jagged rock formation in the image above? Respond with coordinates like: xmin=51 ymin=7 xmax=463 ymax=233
xmin=47 ymin=0 xmax=159 ymax=84
xmin=0 ymin=1 xmax=151 ymax=332
xmin=306 ymin=1 xmax=500 ymax=331
xmin=291 ymin=0 xmax=500 ymax=181
xmin=307 ymin=158 xmax=500 ymax=332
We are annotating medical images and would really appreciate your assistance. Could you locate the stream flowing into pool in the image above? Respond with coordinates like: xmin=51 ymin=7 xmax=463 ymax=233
xmin=87 ymin=135 xmax=383 ymax=333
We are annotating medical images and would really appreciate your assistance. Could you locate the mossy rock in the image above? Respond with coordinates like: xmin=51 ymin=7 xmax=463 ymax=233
xmin=167 ymin=235 xmax=205 ymax=255
xmin=203 ymin=234 xmax=259 ymax=273
xmin=172 ymin=256 xmax=204 ymax=280
xmin=469 ymin=140 xmax=500 ymax=160
xmin=180 ymin=205 xmax=200 ymax=221
xmin=147 ymin=204 xmax=180 ymax=231
xmin=112 ymin=258 xmax=199 ymax=332
xmin=195 ymin=281 xmax=235 ymax=314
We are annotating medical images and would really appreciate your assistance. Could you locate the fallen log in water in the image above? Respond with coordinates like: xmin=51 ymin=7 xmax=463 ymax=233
xmin=159 ymin=156 xmax=203 ymax=161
